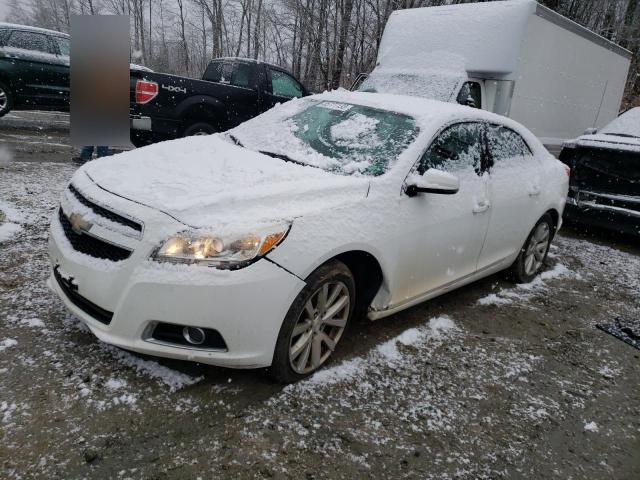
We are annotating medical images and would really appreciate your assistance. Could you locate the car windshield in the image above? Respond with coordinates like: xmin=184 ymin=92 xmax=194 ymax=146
xmin=232 ymin=100 xmax=419 ymax=176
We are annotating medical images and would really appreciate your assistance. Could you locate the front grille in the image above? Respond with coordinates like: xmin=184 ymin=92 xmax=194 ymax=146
xmin=53 ymin=266 xmax=113 ymax=325
xmin=68 ymin=184 xmax=142 ymax=232
xmin=58 ymin=209 xmax=132 ymax=262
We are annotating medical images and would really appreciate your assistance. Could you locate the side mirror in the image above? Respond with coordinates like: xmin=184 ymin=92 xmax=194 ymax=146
xmin=583 ymin=127 xmax=598 ymax=135
xmin=405 ymin=169 xmax=460 ymax=197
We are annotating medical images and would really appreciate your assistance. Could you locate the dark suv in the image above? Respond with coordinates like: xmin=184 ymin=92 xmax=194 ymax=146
xmin=0 ymin=23 xmax=70 ymax=117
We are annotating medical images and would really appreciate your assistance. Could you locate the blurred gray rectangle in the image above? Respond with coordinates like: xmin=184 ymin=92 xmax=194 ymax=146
xmin=71 ymin=15 xmax=130 ymax=147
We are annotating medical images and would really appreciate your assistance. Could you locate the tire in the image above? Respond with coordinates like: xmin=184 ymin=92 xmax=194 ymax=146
xmin=183 ymin=122 xmax=216 ymax=137
xmin=0 ymin=81 xmax=14 ymax=117
xmin=269 ymin=260 xmax=356 ymax=384
xmin=509 ymin=213 xmax=554 ymax=283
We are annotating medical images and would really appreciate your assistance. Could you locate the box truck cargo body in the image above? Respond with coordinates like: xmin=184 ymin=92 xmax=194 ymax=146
xmin=358 ymin=0 xmax=632 ymax=152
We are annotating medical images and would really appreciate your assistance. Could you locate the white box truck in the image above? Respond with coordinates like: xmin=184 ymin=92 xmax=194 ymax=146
xmin=356 ymin=0 xmax=632 ymax=153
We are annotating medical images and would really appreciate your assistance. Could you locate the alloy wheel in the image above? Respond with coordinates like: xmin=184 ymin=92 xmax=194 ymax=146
xmin=524 ymin=222 xmax=550 ymax=276
xmin=288 ymin=281 xmax=350 ymax=374
xmin=0 ymin=88 xmax=7 ymax=111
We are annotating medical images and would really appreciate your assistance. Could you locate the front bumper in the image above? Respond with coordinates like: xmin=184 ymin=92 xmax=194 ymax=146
xmin=48 ymin=224 xmax=305 ymax=368
xmin=129 ymin=111 xmax=182 ymax=138
xmin=565 ymin=198 xmax=640 ymax=237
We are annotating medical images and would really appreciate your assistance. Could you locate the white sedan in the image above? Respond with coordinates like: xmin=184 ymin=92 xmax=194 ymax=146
xmin=48 ymin=91 xmax=568 ymax=382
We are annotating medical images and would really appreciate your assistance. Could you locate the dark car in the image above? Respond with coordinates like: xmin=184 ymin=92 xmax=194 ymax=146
xmin=559 ymin=108 xmax=640 ymax=236
xmin=129 ymin=57 xmax=309 ymax=147
xmin=0 ymin=23 xmax=70 ymax=117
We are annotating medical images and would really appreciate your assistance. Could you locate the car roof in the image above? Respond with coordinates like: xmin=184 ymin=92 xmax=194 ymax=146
xmin=0 ymin=22 xmax=69 ymax=38
xmin=311 ymin=90 xmax=524 ymax=129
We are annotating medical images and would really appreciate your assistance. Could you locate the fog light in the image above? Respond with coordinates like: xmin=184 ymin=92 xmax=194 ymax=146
xmin=182 ymin=326 xmax=206 ymax=345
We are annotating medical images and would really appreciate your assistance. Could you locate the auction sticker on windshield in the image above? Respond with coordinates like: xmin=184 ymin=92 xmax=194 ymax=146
xmin=316 ymin=101 xmax=353 ymax=112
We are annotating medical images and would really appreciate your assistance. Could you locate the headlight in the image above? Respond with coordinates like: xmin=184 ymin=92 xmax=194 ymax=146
xmin=152 ymin=225 xmax=290 ymax=268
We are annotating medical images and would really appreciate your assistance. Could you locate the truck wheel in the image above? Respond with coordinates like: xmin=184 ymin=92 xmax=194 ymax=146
xmin=269 ymin=260 xmax=356 ymax=384
xmin=183 ymin=122 xmax=216 ymax=137
xmin=0 ymin=81 xmax=14 ymax=117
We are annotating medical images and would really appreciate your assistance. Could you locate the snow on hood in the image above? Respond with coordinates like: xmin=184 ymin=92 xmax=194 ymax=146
xmin=600 ymin=108 xmax=640 ymax=138
xmin=79 ymin=135 xmax=369 ymax=230
xmin=576 ymin=134 xmax=640 ymax=153
xmin=575 ymin=109 xmax=640 ymax=153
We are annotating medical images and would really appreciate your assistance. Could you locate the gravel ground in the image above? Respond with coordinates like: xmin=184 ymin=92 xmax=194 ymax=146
xmin=1 ymin=142 xmax=639 ymax=479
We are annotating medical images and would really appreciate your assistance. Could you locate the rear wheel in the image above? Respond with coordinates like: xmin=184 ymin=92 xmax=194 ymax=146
xmin=183 ymin=122 xmax=216 ymax=137
xmin=0 ymin=81 xmax=14 ymax=117
xmin=510 ymin=214 xmax=554 ymax=283
xmin=269 ymin=260 xmax=355 ymax=383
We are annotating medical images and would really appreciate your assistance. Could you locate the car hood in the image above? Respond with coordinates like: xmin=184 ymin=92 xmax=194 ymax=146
xmin=574 ymin=133 xmax=640 ymax=154
xmin=79 ymin=135 xmax=370 ymax=229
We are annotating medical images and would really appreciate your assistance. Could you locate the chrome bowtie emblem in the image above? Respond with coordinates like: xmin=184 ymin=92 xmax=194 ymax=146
xmin=69 ymin=212 xmax=92 ymax=234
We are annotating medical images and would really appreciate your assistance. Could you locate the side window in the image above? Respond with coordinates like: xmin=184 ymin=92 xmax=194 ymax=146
xmin=270 ymin=69 xmax=303 ymax=98
xmin=203 ymin=60 xmax=233 ymax=83
xmin=457 ymin=81 xmax=482 ymax=109
xmin=52 ymin=36 xmax=70 ymax=56
xmin=231 ymin=62 xmax=252 ymax=88
xmin=419 ymin=122 xmax=484 ymax=175
xmin=486 ymin=125 xmax=533 ymax=165
xmin=6 ymin=31 xmax=52 ymax=54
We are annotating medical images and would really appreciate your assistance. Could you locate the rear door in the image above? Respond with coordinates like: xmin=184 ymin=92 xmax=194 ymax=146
xmin=202 ymin=59 xmax=261 ymax=126
xmin=477 ymin=124 xmax=542 ymax=270
xmin=2 ymin=30 xmax=61 ymax=107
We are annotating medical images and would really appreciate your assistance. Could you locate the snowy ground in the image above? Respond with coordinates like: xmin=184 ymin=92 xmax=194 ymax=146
xmin=1 ymin=156 xmax=639 ymax=478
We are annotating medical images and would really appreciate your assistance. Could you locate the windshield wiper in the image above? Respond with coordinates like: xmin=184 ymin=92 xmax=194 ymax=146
xmin=603 ymin=133 xmax=640 ymax=139
xmin=259 ymin=150 xmax=313 ymax=168
xmin=228 ymin=134 xmax=244 ymax=147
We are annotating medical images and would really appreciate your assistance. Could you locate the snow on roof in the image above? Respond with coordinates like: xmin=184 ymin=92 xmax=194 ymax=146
xmin=0 ymin=22 xmax=68 ymax=38
xmin=377 ymin=0 xmax=536 ymax=76
xmin=315 ymin=90 xmax=526 ymax=132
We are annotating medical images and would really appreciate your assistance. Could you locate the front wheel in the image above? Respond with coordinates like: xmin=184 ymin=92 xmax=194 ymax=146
xmin=510 ymin=214 xmax=554 ymax=283
xmin=0 ymin=81 xmax=14 ymax=117
xmin=269 ymin=260 xmax=355 ymax=383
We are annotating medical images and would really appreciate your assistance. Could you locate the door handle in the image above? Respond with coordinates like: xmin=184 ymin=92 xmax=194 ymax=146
xmin=528 ymin=186 xmax=541 ymax=197
xmin=473 ymin=200 xmax=490 ymax=214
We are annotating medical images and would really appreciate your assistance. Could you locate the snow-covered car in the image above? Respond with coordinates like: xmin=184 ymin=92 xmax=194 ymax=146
xmin=48 ymin=91 xmax=569 ymax=382
xmin=559 ymin=107 xmax=640 ymax=237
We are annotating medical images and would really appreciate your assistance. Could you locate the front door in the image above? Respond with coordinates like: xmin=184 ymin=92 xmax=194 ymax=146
xmin=394 ymin=122 xmax=492 ymax=303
